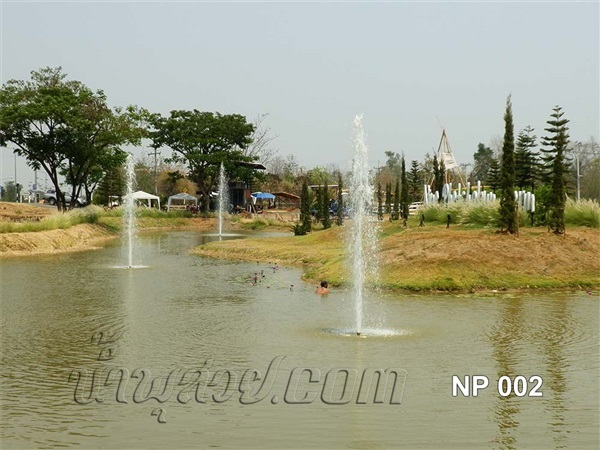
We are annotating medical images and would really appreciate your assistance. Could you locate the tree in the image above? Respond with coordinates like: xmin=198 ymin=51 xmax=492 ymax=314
xmin=336 ymin=172 xmax=344 ymax=226
xmin=93 ymin=165 xmax=125 ymax=206
xmin=433 ymin=156 xmax=445 ymax=203
xmin=158 ymin=169 xmax=189 ymax=198
xmin=236 ymin=113 xmax=278 ymax=165
xmin=134 ymin=159 xmax=156 ymax=194
xmin=149 ymin=110 xmax=257 ymax=212
xmin=515 ymin=126 xmax=538 ymax=191
xmin=542 ymin=106 xmax=570 ymax=234
xmin=322 ymin=179 xmax=331 ymax=229
xmin=487 ymin=158 xmax=501 ymax=192
xmin=1 ymin=181 xmax=17 ymax=202
xmin=421 ymin=152 xmax=434 ymax=187
xmin=498 ymin=95 xmax=518 ymax=234
xmin=540 ymin=106 xmax=571 ymax=186
xmin=400 ymin=157 xmax=410 ymax=219
xmin=573 ymin=137 xmax=600 ymax=201
xmin=384 ymin=150 xmax=402 ymax=179
xmin=394 ymin=178 xmax=400 ymax=220
xmin=432 ymin=155 xmax=440 ymax=199
xmin=314 ymin=184 xmax=324 ymax=223
xmin=300 ymin=179 xmax=311 ymax=233
xmin=385 ymin=182 xmax=392 ymax=214
xmin=0 ymin=67 xmax=141 ymax=211
xmin=408 ymin=160 xmax=422 ymax=202
xmin=471 ymin=143 xmax=494 ymax=183
xmin=377 ymin=181 xmax=383 ymax=221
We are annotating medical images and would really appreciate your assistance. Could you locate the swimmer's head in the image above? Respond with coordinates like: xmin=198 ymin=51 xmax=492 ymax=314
xmin=320 ymin=281 xmax=328 ymax=288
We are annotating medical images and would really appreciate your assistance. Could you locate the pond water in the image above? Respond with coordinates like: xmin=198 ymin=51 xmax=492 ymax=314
xmin=1 ymin=231 xmax=598 ymax=449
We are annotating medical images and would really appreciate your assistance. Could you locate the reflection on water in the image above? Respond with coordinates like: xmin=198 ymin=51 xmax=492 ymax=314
xmin=489 ymin=298 xmax=524 ymax=449
xmin=1 ymin=231 xmax=599 ymax=449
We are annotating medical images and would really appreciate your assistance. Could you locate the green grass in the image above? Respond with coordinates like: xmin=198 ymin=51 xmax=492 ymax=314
xmin=419 ymin=199 xmax=600 ymax=228
xmin=0 ymin=206 xmax=101 ymax=233
xmin=564 ymin=199 xmax=600 ymax=228
xmin=230 ymin=215 xmax=293 ymax=230
xmin=100 ymin=207 xmax=195 ymax=219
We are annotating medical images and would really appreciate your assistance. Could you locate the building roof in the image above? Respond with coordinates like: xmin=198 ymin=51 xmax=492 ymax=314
xmin=271 ymin=191 xmax=300 ymax=200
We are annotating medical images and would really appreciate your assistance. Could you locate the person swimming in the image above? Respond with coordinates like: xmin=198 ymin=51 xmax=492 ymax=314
xmin=315 ymin=280 xmax=330 ymax=295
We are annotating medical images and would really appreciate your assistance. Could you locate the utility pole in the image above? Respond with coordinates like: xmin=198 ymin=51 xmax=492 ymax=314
xmin=147 ymin=148 xmax=161 ymax=195
xmin=14 ymin=153 xmax=19 ymax=202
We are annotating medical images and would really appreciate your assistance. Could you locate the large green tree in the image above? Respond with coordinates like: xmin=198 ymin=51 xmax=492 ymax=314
xmin=149 ymin=110 xmax=257 ymax=212
xmin=0 ymin=67 xmax=141 ymax=211
xmin=542 ymin=106 xmax=570 ymax=234
xmin=498 ymin=95 xmax=518 ymax=234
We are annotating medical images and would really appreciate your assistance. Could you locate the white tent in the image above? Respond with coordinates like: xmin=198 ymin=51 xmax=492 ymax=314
xmin=128 ymin=190 xmax=161 ymax=209
xmin=167 ymin=192 xmax=197 ymax=211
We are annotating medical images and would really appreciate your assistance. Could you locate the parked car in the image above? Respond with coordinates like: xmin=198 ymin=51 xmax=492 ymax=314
xmin=44 ymin=190 xmax=87 ymax=207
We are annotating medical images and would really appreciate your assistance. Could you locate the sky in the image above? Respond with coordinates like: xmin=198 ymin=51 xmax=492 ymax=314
xmin=1 ymin=0 xmax=598 ymax=189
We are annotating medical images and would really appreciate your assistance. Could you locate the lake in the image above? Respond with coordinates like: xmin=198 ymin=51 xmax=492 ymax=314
xmin=1 ymin=231 xmax=598 ymax=449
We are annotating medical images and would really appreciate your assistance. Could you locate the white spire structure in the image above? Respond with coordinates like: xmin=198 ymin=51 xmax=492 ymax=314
xmin=436 ymin=129 xmax=465 ymax=185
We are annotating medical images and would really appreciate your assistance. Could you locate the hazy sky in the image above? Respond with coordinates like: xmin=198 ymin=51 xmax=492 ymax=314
xmin=1 ymin=1 xmax=598 ymax=188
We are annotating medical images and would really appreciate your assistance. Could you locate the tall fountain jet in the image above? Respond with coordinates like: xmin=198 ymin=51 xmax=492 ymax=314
xmin=348 ymin=115 xmax=378 ymax=335
xmin=217 ymin=163 xmax=229 ymax=237
xmin=124 ymin=153 xmax=136 ymax=268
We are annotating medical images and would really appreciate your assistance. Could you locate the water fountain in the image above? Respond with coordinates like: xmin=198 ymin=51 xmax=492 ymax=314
xmin=124 ymin=153 xmax=137 ymax=268
xmin=348 ymin=114 xmax=379 ymax=336
xmin=217 ymin=163 xmax=228 ymax=237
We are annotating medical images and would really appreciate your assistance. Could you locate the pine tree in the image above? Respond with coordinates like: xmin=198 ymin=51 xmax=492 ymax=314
xmin=540 ymin=106 xmax=571 ymax=185
xmin=542 ymin=106 xmax=570 ymax=234
xmin=385 ymin=182 xmax=392 ymax=214
xmin=432 ymin=154 xmax=439 ymax=197
xmin=377 ymin=181 xmax=383 ymax=221
xmin=322 ymin=179 xmax=331 ymax=229
xmin=498 ymin=95 xmax=518 ymax=234
xmin=394 ymin=178 xmax=400 ymax=220
xmin=487 ymin=159 xmax=501 ymax=192
xmin=300 ymin=179 xmax=311 ymax=233
xmin=401 ymin=157 xmax=410 ymax=219
xmin=336 ymin=172 xmax=343 ymax=226
xmin=315 ymin=185 xmax=323 ymax=223
xmin=94 ymin=166 xmax=125 ymax=205
xmin=515 ymin=125 xmax=538 ymax=191
xmin=408 ymin=160 xmax=422 ymax=202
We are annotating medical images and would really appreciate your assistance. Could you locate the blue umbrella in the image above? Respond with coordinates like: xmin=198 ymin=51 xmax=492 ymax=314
xmin=251 ymin=192 xmax=276 ymax=200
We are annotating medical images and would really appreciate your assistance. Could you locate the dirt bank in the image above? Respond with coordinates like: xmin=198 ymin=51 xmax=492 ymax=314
xmin=0 ymin=201 xmax=55 ymax=221
xmin=0 ymin=223 xmax=115 ymax=257
xmin=193 ymin=224 xmax=600 ymax=292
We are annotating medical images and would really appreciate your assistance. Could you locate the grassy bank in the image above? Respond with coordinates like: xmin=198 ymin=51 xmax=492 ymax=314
xmin=0 ymin=207 xmax=102 ymax=233
xmin=0 ymin=202 xmax=294 ymax=234
xmin=193 ymin=222 xmax=600 ymax=292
